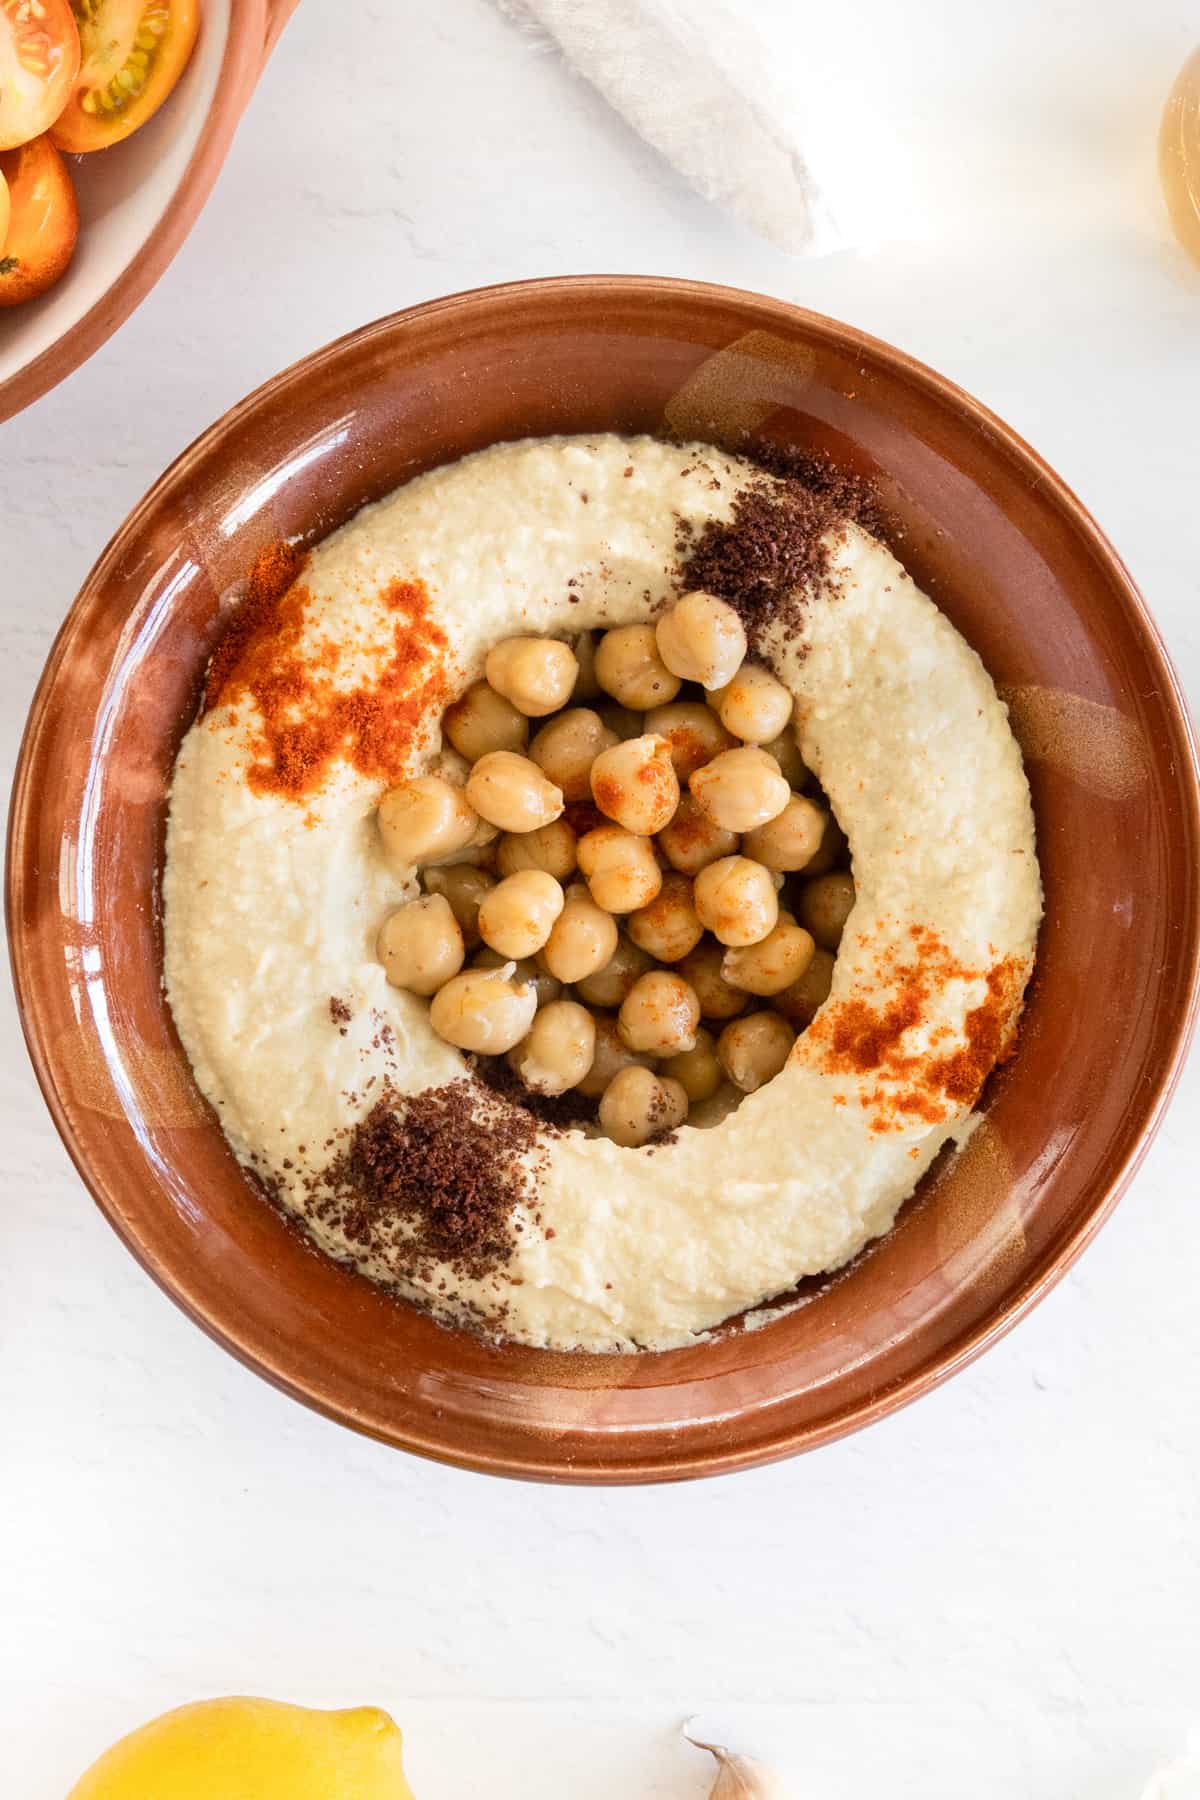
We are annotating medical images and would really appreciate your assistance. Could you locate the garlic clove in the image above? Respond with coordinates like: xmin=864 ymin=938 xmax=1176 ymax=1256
xmin=686 ymin=1731 xmax=788 ymax=1798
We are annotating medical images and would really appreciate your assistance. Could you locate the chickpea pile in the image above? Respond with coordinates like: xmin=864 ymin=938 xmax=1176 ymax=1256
xmin=373 ymin=594 xmax=855 ymax=1148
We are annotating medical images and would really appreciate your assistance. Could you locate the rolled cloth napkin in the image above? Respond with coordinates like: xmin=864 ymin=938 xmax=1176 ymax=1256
xmin=493 ymin=0 xmax=851 ymax=254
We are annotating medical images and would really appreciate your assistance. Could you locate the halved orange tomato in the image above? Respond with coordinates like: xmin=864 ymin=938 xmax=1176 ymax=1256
xmin=0 ymin=131 xmax=79 ymax=304
xmin=50 ymin=0 xmax=199 ymax=153
xmin=0 ymin=0 xmax=81 ymax=150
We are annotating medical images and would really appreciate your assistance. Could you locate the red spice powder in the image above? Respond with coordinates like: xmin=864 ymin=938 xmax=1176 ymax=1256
xmin=931 ymin=961 xmax=1024 ymax=1105
xmin=656 ymin=725 xmax=713 ymax=781
xmin=807 ymin=924 xmax=1028 ymax=1133
xmin=203 ymin=544 xmax=452 ymax=801
xmin=825 ymin=988 xmax=925 ymax=1076
xmin=659 ymin=795 xmax=713 ymax=856
xmin=590 ymin=772 xmax=624 ymax=816
xmin=204 ymin=541 xmax=306 ymax=711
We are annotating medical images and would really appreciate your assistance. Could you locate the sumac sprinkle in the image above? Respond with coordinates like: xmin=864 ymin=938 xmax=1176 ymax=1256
xmin=678 ymin=452 xmax=880 ymax=652
xmin=328 ymin=1081 xmax=542 ymax=1280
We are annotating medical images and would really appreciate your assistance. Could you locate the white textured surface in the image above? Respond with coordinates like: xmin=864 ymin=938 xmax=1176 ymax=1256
xmin=1 ymin=1 xmax=1198 ymax=1794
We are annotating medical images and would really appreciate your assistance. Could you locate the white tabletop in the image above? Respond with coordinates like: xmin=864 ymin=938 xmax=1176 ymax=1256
xmin=3 ymin=3 xmax=1199 ymax=1795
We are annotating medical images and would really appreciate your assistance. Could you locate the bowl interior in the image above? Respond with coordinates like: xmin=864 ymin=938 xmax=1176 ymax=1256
xmin=0 ymin=0 xmax=230 ymax=391
xmin=9 ymin=278 xmax=1199 ymax=1481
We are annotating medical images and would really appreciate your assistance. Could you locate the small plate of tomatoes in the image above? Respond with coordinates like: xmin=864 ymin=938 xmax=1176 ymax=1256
xmin=0 ymin=0 xmax=295 ymax=422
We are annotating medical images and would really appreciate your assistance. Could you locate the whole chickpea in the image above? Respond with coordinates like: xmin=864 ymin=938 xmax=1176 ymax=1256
xmin=687 ymin=1083 xmax=740 ymax=1128
xmin=575 ymin=1013 xmax=657 ymax=1099
xmin=466 ymin=752 xmax=564 ymax=833
xmin=443 ymin=681 xmax=529 ymax=762
xmin=717 ymin=1012 xmax=796 ymax=1093
xmin=742 ymin=794 xmax=827 ymax=872
xmin=376 ymin=894 xmax=465 ymax=996
xmin=690 ymin=746 xmax=790 ymax=834
xmin=618 ymin=969 xmax=701 ymax=1056
xmin=528 ymin=708 xmax=618 ymax=802
xmin=573 ymin=934 xmax=654 ymax=1008
xmin=377 ymin=775 xmax=480 ymax=867
xmin=475 ymin=946 xmax=561 ymax=1009
xmin=693 ymin=855 xmax=779 ymax=947
xmin=773 ymin=946 xmax=836 ymax=1026
xmin=594 ymin=623 xmax=682 ymax=709
xmin=717 ymin=663 xmax=794 ymax=743
xmin=626 ymin=873 xmax=704 ymax=964
xmin=421 ymin=864 xmax=496 ymax=949
xmin=662 ymin=1026 xmax=723 ymax=1104
xmin=596 ymin=700 xmax=644 ymax=741
xmin=798 ymin=871 xmax=856 ymax=951
xmin=590 ymin=734 xmax=680 ymax=836
xmin=496 ymin=818 xmax=578 ymax=881
xmin=509 ymin=999 xmax=597 ymax=1096
xmin=722 ymin=922 xmax=816 ymax=996
xmin=464 ymin=813 xmax=502 ymax=856
xmin=541 ymin=888 xmax=620 ymax=984
xmin=761 ymin=730 xmax=810 ymax=790
xmin=798 ymin=809 xmax=849 ymax=877
xmin=476 ymin=869 xmax=565 ymax=960
xmin=656 ymin=793 xmax=739 ymax=876
xmin=577 ymin=824 xmax=663 ymax=914
xmin=435 ymin=743 xmax=473 ymax=789
xmin=485 ymin=636 xmax=579 ymax=717
xmin=654 ymin=590 xmax=747 ymax=689
xmin=598 ymin=1065 xmax=689 ymax=1147
xmin=643 ymin=701 xmax=736 ymax=780
xmin=676 ymin=939 xmax=750 ymax=1021
xmin=429 ymin=965 xmax=539 ymax=1053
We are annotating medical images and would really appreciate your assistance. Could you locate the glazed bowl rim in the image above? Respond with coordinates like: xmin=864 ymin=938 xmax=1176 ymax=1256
xmin=9 ymin=273 xmax=1200 ymax=1481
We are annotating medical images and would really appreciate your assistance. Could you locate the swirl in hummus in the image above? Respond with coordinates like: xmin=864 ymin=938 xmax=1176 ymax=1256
xmin=163 ymin=435 xmax=1042 ymax=1351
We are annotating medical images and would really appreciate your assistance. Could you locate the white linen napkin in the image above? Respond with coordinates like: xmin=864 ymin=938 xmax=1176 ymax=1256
xmin=493 ymin=0 xmax=849 ymax=254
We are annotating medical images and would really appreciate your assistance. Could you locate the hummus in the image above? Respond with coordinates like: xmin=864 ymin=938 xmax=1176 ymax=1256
xmin=163 ymin=434 xmax=1042 ymax=1352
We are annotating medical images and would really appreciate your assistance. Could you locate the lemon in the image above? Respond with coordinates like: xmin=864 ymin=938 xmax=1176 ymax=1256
xmin=67 ymin=1696 xmax=415 ymax=1798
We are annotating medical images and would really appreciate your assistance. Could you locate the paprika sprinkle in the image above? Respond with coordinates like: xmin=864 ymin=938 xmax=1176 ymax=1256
xmin=806 ymin=923 xmax=1030 ymax=1134
xmin=203 ymin=544 xmax=453 ymax=802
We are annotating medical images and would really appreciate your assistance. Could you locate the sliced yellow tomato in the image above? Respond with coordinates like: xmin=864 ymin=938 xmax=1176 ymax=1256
xmin=51 ymin=0 xmax=199 ymax=153
xmin=0 ymin=0 xmax=81 ymax=150
xmin=0 ymin=132 xmax=78 ymax=304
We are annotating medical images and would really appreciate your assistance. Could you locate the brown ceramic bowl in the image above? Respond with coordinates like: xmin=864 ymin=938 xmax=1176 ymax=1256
xmin=0 ymin=0 xmax=297 ymax=425
xmin=9 ymin=277 xmax=1200 ymax=1482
